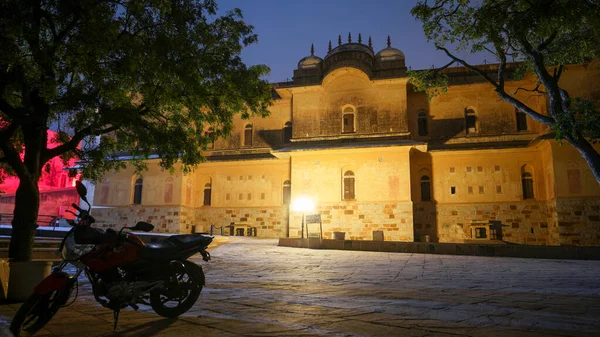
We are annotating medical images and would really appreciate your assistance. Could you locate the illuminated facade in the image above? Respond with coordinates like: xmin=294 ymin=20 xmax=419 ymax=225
xmin=92 ymin=35 xmax=600 ymax=246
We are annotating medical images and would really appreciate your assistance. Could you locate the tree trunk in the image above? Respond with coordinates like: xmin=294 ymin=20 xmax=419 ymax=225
xmin=566 ymin=136 xmax=600 ymax=184
xmin=8 ymin=176 xmax=40 ymax=262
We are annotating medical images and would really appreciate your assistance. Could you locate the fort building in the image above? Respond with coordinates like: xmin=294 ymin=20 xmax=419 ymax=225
xmin=91 ymin=34 xmax=600 ymax=246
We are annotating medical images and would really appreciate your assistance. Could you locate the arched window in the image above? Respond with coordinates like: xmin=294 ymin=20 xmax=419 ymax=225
xmin=465 ymin=108 xmax=477 ymax=134
xmin=133 ymin=177 xmax=143 ymax=205
xmin=417 ymin=111 xmax=428 ymax=136
xmin=521 ymin=166 xmax=534 ymax=200
xmin=244 ymin=124 xmax=253 ymax=147
xmin=282 ymin=180 xmax=291 ymax=204
xmin=203 ymin=183 xmax=212 ymax=206
xmin=342 ymin=106 xmax=355 ymax=134
xmin=186 ymin=181 xmax=192 ymax=204
xmin=100 ymin=179 xmax=110 ymax=205
xmin=516 ymin=109 xmax=528 ymax=131
xmin=343 ymin=170 xmax=355 ymax=200
xmin=283 ymin=122 xmax=292 ymax=144
xmin=205 ymin=127 xmax=215 ymax=149
xmin=164 ymin=177 xmax=174 ymax=203
xmin=420 ymin=175 xmax=431 ymax=201
xmin=567 ymin=161 xmax=582 ymax=194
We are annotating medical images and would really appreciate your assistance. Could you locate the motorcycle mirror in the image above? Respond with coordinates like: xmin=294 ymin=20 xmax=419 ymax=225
xmin=75 ymin=181 xmax=88 ymax=201
xmin=133 ymin=221 xmax=154 ymax=232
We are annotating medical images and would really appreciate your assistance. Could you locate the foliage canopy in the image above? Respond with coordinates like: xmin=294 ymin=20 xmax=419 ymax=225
xmin=0 ymin=0 xmax=272 ymax=260
xmin=410 ymin=0 xmax=600 ymax=183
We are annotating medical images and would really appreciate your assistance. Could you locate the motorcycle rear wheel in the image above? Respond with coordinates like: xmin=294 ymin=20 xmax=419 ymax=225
xmin=10 ymin=290 xmax=66 ymax=337
xmin=150 ymin=267 xmax=201 ymax=318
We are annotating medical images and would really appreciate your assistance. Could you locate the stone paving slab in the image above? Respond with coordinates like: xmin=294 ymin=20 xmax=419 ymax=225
xmin=0 ymin=237 xmax=599 ymax=336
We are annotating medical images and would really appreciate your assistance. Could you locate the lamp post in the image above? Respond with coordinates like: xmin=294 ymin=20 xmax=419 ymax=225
xmin=291 ymin=196 xmax=314 ymax=239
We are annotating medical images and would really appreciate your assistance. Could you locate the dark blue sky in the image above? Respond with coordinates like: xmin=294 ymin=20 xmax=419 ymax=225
xmin=218 ymin=0 xmax=491 ymax=83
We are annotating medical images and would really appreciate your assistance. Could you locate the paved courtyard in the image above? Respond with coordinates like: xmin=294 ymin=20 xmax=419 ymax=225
xmin=1 ymin=237 xmax=600 ymax=336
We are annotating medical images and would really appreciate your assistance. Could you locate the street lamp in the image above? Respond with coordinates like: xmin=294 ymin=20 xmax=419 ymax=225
xmin=291 ymin=196 xmax=314 ymax=238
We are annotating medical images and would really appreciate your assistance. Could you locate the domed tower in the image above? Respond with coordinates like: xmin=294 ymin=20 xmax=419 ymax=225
xmin=292 ymin=44 xmax=323 ymax=86
xmin=322 ymin=33 xmax=375 ymax=79
xmin=373 ymin=36 xmax=407 ymax=78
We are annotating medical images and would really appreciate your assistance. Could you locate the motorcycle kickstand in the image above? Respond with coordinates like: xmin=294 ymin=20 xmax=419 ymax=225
xmin=113 ymin=309 xmax=120 ymax=332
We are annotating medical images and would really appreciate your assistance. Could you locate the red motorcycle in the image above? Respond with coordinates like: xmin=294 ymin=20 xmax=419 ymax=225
xmin=10 ymin=182 xmax=213 ymax=337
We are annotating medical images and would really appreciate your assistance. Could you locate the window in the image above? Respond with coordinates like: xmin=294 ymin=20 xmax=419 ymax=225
xmin=449 ymin=167 xmax=455 ymax=173
xmin=474 ymin=227 xmax=487 ymax=239
xmin=164 ymin=177 xmax=174 ymax=203
xmin=205 ymin=128 xmax=215 ymax=149
xmin=343 ymin=170 xmax=355 ymax=200
xmin=203 ymin=183 xmax=212 ymax=206
xmin=465 ymin=108 xmax=477 ymax=134
xmin=567 ymin=162 xmax=582 ymax=194
xmin=342 ymin=106 xmax=355 ymax=133
xmin=100 ymin=179 xmax=110 ymax=204
xmin=516 ymin=109 xmax=528 ymax=131
xmin=186 ymin=181 xmax=192 ymax=204
xmin=495 ymin=165 xmax=501 ymax=172
xmin=477 ymin=166 xmax=483 ymax=172
xmin=450 ymin=186 xmax=456 ymax=195
xmin=417 ymin=111 xmax=428 ymax=136
xmin=496 ymin=185 xmax=502 ymax=194
xmin=133 ymin=177 xmax=143 ymax=205
xmin=282 ymin=180 xmax=291 ymax=204
xmin=247 ymin=193 xmax=252 ymax=200
xmin=244 ymin=124 xmax=253 ymax=147
xmin=420 ymin=175 xmax=431 ymax=201
xmin=466 ymin=166 xmax=472 ymax=173
xmin=283 ymin=122 xmax=292 ymax=143
xmin=479 ymin=186 xmax=484 ymax=194
xmin=522 ymin=172 xmax=534 ymax=199
xmin=468 ymin=186 xmax=473 ymax=194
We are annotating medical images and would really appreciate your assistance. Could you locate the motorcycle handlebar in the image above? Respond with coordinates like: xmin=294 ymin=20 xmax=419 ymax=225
xmin=72 ymin=203 xmax=83 ymax=212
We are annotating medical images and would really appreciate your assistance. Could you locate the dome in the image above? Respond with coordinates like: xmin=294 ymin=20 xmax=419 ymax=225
xmin=375 ymin=47 xmax=405 ymax=61
xmin=298 ymin=55 xmax=322 ymax=69
xmin=375 ymin=36 xmax=405 ymax=62
xmin=297 ymin=44 xmax=323 ymax=69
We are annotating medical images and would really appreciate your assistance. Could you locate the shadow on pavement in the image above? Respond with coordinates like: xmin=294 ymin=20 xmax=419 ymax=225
xmin=102 ymin=318 xmax=178 ymax=337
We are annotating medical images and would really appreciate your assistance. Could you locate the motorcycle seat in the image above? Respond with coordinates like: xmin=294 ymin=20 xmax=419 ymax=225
xmin=140 ymin=234 xmax=213 ymax=259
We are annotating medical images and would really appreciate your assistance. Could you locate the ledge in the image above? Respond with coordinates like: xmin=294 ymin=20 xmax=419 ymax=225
xmin=278 ymin=238 xmax=600 ymax=260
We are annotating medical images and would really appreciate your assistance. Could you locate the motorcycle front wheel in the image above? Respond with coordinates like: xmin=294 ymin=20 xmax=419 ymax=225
xmin=150 ymin=266 xmax=201 ymax=318
xmin=10 ymin=289 xmax=66 ymax=337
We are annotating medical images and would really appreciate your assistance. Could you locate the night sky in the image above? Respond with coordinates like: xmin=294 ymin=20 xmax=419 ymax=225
xmin=218 ymin=0 xmax=492 ymax=83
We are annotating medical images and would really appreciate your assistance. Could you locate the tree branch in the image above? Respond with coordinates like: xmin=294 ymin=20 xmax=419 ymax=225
xmin=437 ymin=45 xmax=554 ymax=125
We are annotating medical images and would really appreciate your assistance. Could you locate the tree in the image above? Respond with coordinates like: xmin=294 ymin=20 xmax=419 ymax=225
xmin=0 ymin=0 xmax=272 ymax=261
xmin=410 ymin=0 xmax=600 ymax=184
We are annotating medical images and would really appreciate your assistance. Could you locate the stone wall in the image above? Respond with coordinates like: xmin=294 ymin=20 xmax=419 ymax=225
xmin=293 ymin=201 xmax=414 ymax=242
xmin=194 ymin=206 xmax=289 ymax=238
xmin=553 ymin=197 xmax=600 ymax=246
xmin=427 ymin=201 xmax=554 ymax=245
xmin=92 ymin=205 xmax=197 ymax=234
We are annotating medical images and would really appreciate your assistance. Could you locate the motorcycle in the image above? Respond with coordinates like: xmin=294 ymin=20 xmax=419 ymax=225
xmin=10 ymin=181 xmax=213 ymax=336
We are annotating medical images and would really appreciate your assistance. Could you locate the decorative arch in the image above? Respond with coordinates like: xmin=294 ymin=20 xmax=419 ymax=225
xmin=417 ymin=110 xmax=428 ymax=136
xmin=465 ymin=107 xmax=478 ymax=134
xmin=341 ymin=105 xmax=356 ymax=134
xmin=244 ymin=124 xmax=253 ymax=147
xmin=164 ymin=177 xmax=174 ymax=203
xmin=203 ymin=178 xmax=212 ymax=206
xmin=132 ymin=176 xmax=143 ymax=205
xmin=282 ymin=180 xmax=291 ymax=205
xmin=205 ymin=127 xmax=215 ymax=149
xmin=418 ymin=168 xmax=432 ymax=201
xmin=521 ymin=165 xmax=535 ymax=199
xmin=343 ymin=170 xmax=355 ymax=200
xmin=100 ymin=178 xmax=110 ymax=205
xmin=283 ymin=121 xmax=292 ymax=144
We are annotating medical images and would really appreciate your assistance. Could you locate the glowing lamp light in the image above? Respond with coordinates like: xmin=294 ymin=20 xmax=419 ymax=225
xmin=291 ymin=196 xmax=315 ymax=239
xmin=291 ymin=196 xmax=315 ymax=213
